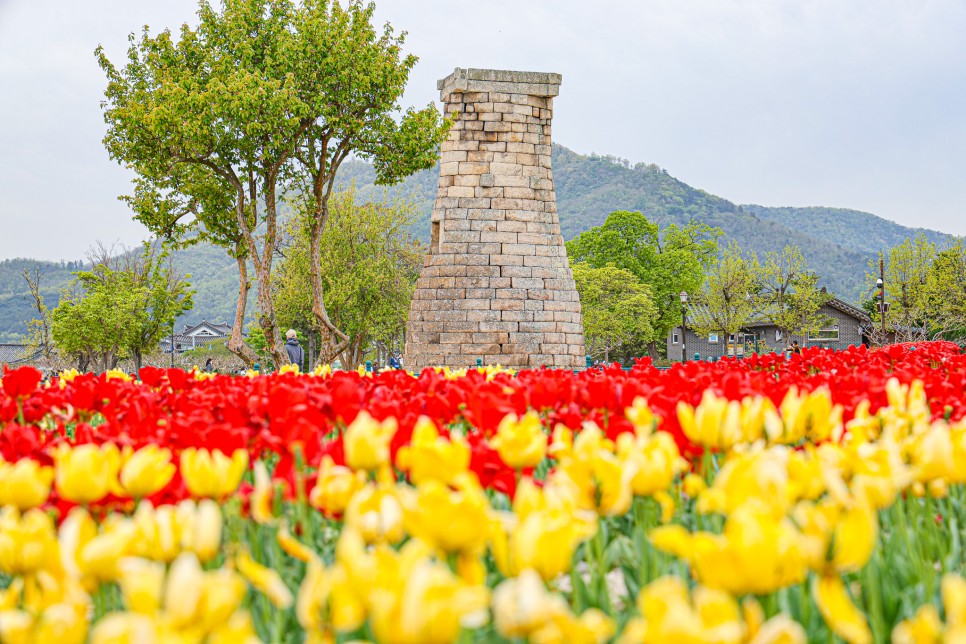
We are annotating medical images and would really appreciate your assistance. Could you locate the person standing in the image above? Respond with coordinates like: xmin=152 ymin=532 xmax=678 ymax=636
xmin=284 ymin=329 xmax=304 ymax=368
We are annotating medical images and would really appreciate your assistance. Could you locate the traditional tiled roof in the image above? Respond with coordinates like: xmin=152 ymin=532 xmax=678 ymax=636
xmin=181 ymin=320 xmax=233 ymax=337
xmin=685 ymin=296 xmax=869 ymax=329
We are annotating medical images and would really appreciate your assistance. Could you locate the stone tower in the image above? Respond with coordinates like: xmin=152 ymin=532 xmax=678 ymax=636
xmin=404 ymin=68 xmax=585 ymax=370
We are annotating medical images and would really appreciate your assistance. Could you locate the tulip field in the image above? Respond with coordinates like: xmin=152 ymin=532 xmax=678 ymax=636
xmin=3 ymin=343 xmax=966 ymax=642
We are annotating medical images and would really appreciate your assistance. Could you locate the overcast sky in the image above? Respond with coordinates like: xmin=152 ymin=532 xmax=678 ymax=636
xmin=1 ymin=0 xmax=964 ymax=261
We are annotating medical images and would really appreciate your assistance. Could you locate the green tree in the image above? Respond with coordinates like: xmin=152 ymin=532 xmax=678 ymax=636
xmin=571 ymin=262 xmax=657 ymax=364
xmin=867 ymin=233 xmax=936 ymax=343
xmin=51 ymin=268 xmax=141 ymax=373
xmin=755 ymin=245 xmax=831 ymax=342
xmin=689 ymin=242 xmax=756 ymax=353
xmin=21 ymin=269 xmax=53 ymax=361
xmin=97 ymin=0 xmax=450 ymax=368
xmin=121 ymin=245 xmax=194 ymax=373
xmin=925 ymin=239 xmax=966 ymax=342
xmin=274 ymin=186 xmax=423 ymax=369
xmin=566 ymin=210 xmax=720 ymax=358
xmin=50 ymin=245 xmax=193 ymax=374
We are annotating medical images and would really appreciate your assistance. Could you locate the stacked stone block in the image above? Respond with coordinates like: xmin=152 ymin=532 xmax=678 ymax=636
xmin=405 ymin=68 xmax=586 ymax=370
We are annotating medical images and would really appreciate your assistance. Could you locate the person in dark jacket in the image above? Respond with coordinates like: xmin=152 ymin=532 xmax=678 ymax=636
xmin=285 ymin=329 xmax=304 ymax=368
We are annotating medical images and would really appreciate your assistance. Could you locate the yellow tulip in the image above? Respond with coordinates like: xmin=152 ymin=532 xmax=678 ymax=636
xmin=403 ymin=474 xmax=491 ymax=555
xmin=548 ymin=424 xmax=573 ymax=460
xmin=163 ymin=552 xmax=205 ymax=628
xmin=59 ymin=507 xmax=97 ymax=579
xmin=308 ymin=456 xmax=367 ymax=518
xmin=625 ymin=396 xmax=658 ymax=433
xmin=529 ymin=606 xmax=614 ymax=644
xmin=196 ymin=568 xmax=248 ymax=632
xmin=207 ymin=611 xmax=261 ymax=644
xmin=615 ymin=430 xmax=686 ymax=497
xmin=490 ymin=505 xmax=597 ymax=582
xmin=343 ymin=411 xmax=397 ymax=472
xmin=249 ymin=460 xmax=275 ymax=525
xmin=0 ymin=507 xmax=61 ymax=576
xmin=650 ymin=503 xmax=809 ymax=596
xmin=0 ymin=579 xmax=22 ymax=610
xmin=813 ymin=574 xmax=871 ymax=644
xmin=344 ymin=482 xmax=405 ymax=545
xmin=395 ymin=416 xmax=470 ymax=485
xmin=676 ymin=390 xmax=744 ymax=450
xmin=277 ymin=523 xmax=318 ymax=563
xmin=0 ymin=610 xmax=33 ymax=644
xmin=0 ymin=458 xmax=54 ymax=510
xmin=694 ymin=446 xmax=792 ymax=518
xmin=892 ymin=604 xmax=942 ymax=644
xmin=52 ymin=443 xmax=122 ymax=504
xmin=907 ymin=423 xmax=956 ymax=485
xmin=79 ymin=519 xmax=137 ymax=581
xmin=179 ymin=448 xmax=248 ymax=499
xmin=491 ymin=568 xmax=569 ymax=639
xmin=490 ymin=411 xmax=547 ymax=469
xmin=236 ymin=550 xmax=294 ymax=609
xmin=296 ymin=559 xmax=366 ymax=636
xmin=683 ymin=473 xmax=707 ymax=498
xmin=368 ymin=559 xmax=489 ymax=644
xmin=548 ymin=423 xmax=636 ymax=516
xmin=116 ymin=557 xmax=165 ymax=614
xmin=90 ymin=612 xmax=157 ymax=643
xmin=181 ymin=499 xmax=224 ymax=563
xmin=129 ymin=501 xmax=184 ymax=563
xmin=119 ymin=445 xmax=176 ymax=499
xmin=18 ymin=603 xmax=87 ymax=644
xmin=776 ymin=386 xmax=842 ymax=444
xmin=943 ymin=575 xmax=966 ymax=625
xmin=830 ymin=499 xmax=877 ymax=574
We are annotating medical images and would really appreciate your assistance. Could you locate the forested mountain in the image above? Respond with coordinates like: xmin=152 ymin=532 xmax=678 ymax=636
xmin=741 ymin=205 xmax=953 ymax=256
xmin=0 ymin=144 xmax=955 ymax=340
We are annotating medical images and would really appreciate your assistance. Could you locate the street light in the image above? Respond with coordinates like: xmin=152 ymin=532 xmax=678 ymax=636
xmin=680 ymin=291 xmax=688 ymax=363
xmin=877 ymin=270 xmax=886 ymax=342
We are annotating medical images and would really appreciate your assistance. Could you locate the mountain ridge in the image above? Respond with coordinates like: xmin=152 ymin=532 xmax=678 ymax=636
xmin=0 ymin=144 xmax=955 ymax=341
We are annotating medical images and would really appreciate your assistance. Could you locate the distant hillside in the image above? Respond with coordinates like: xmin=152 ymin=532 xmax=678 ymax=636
xmin=741 ymin=205 xmax=953 ymax=256
xmin=0 ymin=144 xmax=955 ymax=339
xmin=336 ymin=145 xmax=953 ymax=301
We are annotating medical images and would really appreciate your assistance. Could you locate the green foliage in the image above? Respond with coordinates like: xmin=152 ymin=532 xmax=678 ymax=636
xmin=50 ymin=246 xmax=193 ymax=373
xmin=755 ymin=245 xmax=831 ymax=340
xmin=244 ymin=323 xmax=272 ymax=370
xmin=97 ymin=0 xmax=450 ymax=366
xmin=567 ymin=210 xmax=720 ymax=356
xmin=925 ymin=240 xmax=966 ymax=342
xmin=274 ymin=186 xmax=423 ymax=368
xmin=571 ymin=263 xmax=656 ymax=363
xmin=690 ymin=242 xmax=756 ymax=341
xmin=867 ymin=233 xmax=966 ymax=343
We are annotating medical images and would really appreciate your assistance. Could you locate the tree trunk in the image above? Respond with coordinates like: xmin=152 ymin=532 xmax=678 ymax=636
xmin=253 ymin=261 xmax=288 ymax=369
xmin=134 ymin=349 xmax=143 ymax=376
xmin=227 ymin=252 xmax=258 ymax=366
xmin=647 ymin=341 xmax=659 ymax=360
xmin=309 ymin=224 xmax=350 ymax=363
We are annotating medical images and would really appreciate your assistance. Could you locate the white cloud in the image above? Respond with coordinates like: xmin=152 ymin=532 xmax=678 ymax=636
xmin=1 ymin=0 xmax=964 ymax=260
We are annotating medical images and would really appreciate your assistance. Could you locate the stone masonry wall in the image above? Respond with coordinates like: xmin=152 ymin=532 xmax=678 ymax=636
xmin=405 ymin=68 xmax=585 ymax=370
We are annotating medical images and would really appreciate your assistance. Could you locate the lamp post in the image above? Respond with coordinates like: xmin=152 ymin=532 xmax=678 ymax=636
xmin=877 ymin=262 xmax=886 ymax=343
xmin=680 ymin=291 xmax=688 ymax=363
